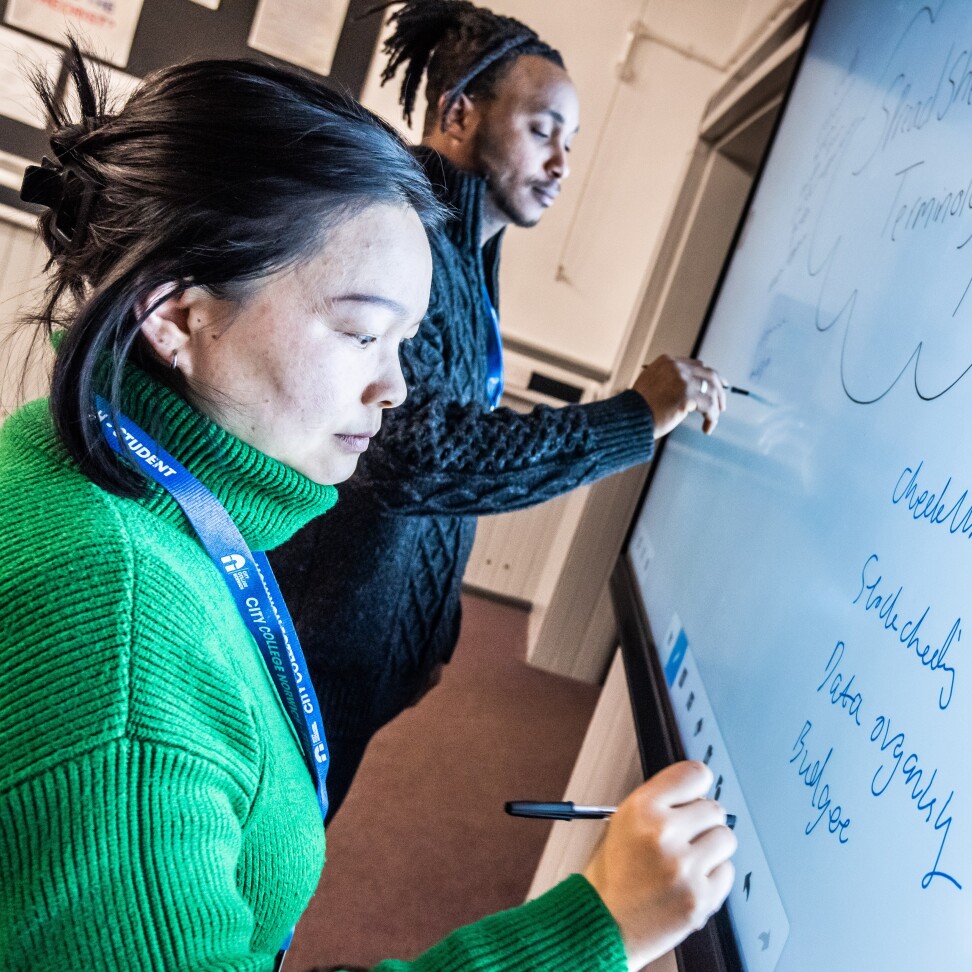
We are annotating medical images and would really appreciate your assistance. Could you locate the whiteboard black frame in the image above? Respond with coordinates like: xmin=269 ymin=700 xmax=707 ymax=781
xmin=610 ymin=0 xmax=829 ymax=968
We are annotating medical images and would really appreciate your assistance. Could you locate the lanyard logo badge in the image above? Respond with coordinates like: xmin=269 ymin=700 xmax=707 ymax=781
xmin=220 ymin=553 xmax=251 ymax=590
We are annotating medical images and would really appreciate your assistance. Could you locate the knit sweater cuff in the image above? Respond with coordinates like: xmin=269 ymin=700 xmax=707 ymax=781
xmin=584 ymin=390 xmax=654 ymax=474
xmin=506 ymin=875 xmax=628 ymax=969
xmin=376 ymin=874 xmax=627 ymax=971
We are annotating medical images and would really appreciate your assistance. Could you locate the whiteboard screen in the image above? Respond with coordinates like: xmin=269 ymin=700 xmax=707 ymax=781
xmin=627 ymin=1 xmax=971 ymax=969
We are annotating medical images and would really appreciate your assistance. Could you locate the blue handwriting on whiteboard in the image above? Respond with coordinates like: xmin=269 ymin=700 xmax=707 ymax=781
xmin=852 ymin=552 xmax=958 ymax=710
xmin=817 ymin=640 xmax=864 ymax=726
xmin=893 ymin=460 xmax=972 ymax=539
xmin=869 ymin=714 xmax=961 ymax=891
xmin=789 ymin=720 xmax=851 ymax=844
xmin=812 ymin=640 xmax=963 ymax=891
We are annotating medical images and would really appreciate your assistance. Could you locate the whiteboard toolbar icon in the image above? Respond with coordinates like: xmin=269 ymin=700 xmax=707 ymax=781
xmin=668 ymin=639 xmax=790 ymax=971
xmin=663 ymin=613 xmax=690 ymax=687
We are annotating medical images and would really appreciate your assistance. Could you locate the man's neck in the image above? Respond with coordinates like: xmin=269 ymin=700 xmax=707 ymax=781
xmin=422 ymin=134 xmax=506 ymax=247
xmin=479 ymin=198 xmax=506 ymax=248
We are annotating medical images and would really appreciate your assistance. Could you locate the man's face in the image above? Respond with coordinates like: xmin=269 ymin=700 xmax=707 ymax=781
xmin=472 ymin=55 xmax=580 ymax=229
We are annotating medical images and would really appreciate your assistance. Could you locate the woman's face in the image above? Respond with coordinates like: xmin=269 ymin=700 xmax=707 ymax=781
xmin=147 ymin=203 xmax=433 ymax=485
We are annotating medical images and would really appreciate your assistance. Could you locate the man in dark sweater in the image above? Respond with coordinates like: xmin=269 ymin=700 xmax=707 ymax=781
xmin=269 ymin=0 xmax=726 ymax=820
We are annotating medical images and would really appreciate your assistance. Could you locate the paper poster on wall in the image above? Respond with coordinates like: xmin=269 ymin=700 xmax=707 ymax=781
xmin=0 ymin=26 xmax=62 ymax=129
xmin=4 ymin=0 xmax=144 ymax=69
xmin=248 ymin=0 xmax=351 ymax=77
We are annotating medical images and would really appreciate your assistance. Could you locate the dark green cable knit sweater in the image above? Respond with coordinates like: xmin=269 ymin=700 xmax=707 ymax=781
xmin=0 ymin=369 xmax=628 ymax=971
xmin=269 ymin=148 xmax=655 ymax=815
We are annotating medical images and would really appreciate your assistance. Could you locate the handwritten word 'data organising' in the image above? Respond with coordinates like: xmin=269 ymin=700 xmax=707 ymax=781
xmin=853 ymin=552 xmax=958 ymax=710
xmin=869 ymin=715 xmax=961 ymax=891
xmin=789 ymin=721 xmax=851 ymax=844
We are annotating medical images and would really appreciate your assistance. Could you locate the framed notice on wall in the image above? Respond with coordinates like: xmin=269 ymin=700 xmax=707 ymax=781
xmin=248 ymin=0 xmax=351 ymax=77
xmin=4 ymin=0 xmax=145 ymax=68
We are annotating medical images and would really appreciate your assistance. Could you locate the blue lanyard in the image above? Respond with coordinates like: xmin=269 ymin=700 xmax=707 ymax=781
xmin=96 ymin=397 xmax=327 ymax=965
xmin=482 ymin=282 xmax=504 ymax=410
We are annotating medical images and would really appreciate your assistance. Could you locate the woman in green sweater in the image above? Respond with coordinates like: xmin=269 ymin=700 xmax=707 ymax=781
xmin=0 ymin=51 xmax=735 ymax=972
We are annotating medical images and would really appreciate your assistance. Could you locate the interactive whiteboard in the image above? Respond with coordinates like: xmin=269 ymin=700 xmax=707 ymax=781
xmin=625 ymin=1 xmax=971 ymax=968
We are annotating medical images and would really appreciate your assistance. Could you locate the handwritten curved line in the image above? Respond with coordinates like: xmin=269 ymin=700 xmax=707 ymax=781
xmin=953 ymin=272 xmax=972 ymax=317
xmin=839 ymin=329 xmax=972 ymax=404
xmin=840 ymin=333 xmax=921 ymax=404
xmin=807 ymin=233 xmax=839 ymax=282
xmin=817 ymin=283 xmax=856 ymax=336
xmin=913 ymin=344 xmax=972 ymax=401
xmin=956 ymin=225 xmax=972 ymax=250
xmin=806 ymin=231 xmax=860 ymax=336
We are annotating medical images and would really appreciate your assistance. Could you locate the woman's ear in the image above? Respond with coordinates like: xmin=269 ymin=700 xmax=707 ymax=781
xmin=137 ymin=285 xmax=220 ymax=376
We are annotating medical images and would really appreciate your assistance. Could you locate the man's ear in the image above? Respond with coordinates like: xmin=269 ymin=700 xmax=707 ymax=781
xmin=137 ymin=285 xmax=218 ymax=377
xmin=437 ymin=92 xmax=480 ymax=145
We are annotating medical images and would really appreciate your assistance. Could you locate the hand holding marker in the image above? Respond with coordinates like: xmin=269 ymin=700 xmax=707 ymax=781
xmin=635 ymin=357 xmax=770 ymax=441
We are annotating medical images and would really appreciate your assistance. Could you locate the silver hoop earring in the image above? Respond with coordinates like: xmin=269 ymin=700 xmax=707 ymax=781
xmin=171 ymin=350 xmax=179 ymax=371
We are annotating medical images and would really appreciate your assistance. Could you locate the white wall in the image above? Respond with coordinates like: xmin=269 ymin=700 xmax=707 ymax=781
xmin=0 ymin=208 xmax=51 ymax=418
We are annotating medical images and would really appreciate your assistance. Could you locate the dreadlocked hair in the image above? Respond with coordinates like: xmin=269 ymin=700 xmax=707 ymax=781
xmin=371 ymin=0 xmax=564 ymax=133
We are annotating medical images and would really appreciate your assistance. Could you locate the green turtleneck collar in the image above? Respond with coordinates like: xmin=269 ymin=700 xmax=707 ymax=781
xmin=114 ymin=366 xmax=338 ymax=552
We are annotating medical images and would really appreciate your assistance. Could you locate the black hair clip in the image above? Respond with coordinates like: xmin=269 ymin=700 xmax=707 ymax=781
xmin=21 ymin=156 xmax=63 ymax=208
xmin=20 ymin=155 xmax=96 ymax=253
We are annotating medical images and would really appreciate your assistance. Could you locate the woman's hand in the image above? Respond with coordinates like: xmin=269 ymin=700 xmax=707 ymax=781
xmin=583 ymin=761 xmax=736 ymax=971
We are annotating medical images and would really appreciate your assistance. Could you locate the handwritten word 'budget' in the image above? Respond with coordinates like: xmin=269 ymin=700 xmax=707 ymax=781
xmin=789 ymin=720 xmax=852 ymax=844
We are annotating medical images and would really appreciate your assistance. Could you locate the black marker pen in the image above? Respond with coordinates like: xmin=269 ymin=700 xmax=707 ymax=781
xmin=505 ymin=801 xmax=736 ymax=828
xmin=722 ymin=381 xmax=773 ymax=406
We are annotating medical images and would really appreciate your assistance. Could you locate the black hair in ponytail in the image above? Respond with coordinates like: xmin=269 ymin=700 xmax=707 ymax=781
xmin=25 ymin=42 xmax=445 ymax=497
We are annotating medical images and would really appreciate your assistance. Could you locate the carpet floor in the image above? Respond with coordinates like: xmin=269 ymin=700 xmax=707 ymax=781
xmin=286 ymin=593 xmax=600 ymax=969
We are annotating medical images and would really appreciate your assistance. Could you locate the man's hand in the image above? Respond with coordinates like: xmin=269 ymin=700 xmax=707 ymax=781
xmin=583 ymin=761 xmax=736 ymax=972
xmin=633 ymin=356 xmax=726 ymax=439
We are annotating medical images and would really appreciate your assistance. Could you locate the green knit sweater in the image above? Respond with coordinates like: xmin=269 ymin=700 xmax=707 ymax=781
xmin=0 ymin=369 xmax=627 ymax=972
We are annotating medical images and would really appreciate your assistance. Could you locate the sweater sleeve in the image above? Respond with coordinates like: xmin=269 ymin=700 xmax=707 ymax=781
xmin=372 ymin=875 xmax=627 ymax=972
xmin=0 ymin=481 xmax=286 ymax=972
xmin=0 ymin=740 xmax=274 ymax=972
xmin=356 ymin=306 xmax=655 ymax=516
